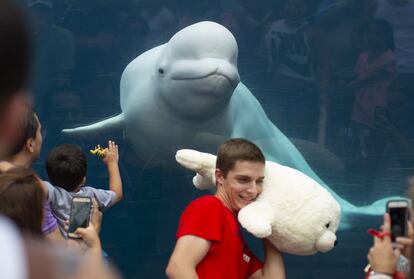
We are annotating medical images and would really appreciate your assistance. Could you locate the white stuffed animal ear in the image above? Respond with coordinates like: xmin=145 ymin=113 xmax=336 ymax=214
xmin=238 ymin=201 xmax=274 ymax=238
xmin=175 ymin=149 xmax=217 ymax=190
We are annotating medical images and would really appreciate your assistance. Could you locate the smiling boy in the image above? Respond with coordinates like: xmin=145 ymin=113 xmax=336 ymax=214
xmin=166 ymin=138 xmax=285 ymax=279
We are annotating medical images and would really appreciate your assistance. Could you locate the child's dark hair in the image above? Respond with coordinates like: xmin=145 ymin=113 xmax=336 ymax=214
xmin=46 ymin=144 xmax=87 ymax=192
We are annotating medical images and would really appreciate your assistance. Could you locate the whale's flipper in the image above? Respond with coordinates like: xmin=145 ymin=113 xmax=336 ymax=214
xmin=62 ymin=114 xmax=125 ymax=138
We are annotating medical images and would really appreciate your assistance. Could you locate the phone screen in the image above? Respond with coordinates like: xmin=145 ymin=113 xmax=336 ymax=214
xmin=68 ymin=198 xmax=91 ymax=235
xmin=389 ymin=206 xmax=407 ymax=241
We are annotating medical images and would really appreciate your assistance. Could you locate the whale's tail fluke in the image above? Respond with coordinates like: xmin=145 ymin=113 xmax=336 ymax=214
xmin=357 ymin=196 xmax=408 ymax=216
xmin=338 ymin=196 xmax=409 ymax=230
xmin=62 ymin=114 xmax=125 ymax=138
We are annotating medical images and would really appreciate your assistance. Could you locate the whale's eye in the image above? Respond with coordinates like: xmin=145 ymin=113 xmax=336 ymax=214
xmin=158 ymin=68 xmax=164 ymax=75
xmin=325 ymin=223 xmax=330 ymax=229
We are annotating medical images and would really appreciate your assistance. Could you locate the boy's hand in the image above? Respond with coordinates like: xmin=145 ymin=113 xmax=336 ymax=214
xmin=103 ymin=140 xmax=119 ymax=165
xmin=104 ymin=140 xmax=123 ymax=202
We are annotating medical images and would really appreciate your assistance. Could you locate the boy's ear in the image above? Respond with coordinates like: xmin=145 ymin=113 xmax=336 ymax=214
xmin=215 ymin=168 xmax=224 ymax=186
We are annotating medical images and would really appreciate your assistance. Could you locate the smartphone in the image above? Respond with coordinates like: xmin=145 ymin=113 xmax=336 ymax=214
xmin=386 ymin=200 xmax=410 ymax=242
xmin=68 ymin=196 xmax=92 ymax=239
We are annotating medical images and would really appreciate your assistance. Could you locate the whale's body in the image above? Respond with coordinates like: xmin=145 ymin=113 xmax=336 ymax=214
xmin=62 ymin=21 xmax=404 ymax=230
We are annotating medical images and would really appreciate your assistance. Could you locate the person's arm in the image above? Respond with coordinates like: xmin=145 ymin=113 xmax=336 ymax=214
xmin=249 ymin=239 xmax=285 ymax=279
xmin=165 ymin=235 xmax=211 ymax=279
xmin=74 ymin=224 xmax=102 ymax=255
xmin=103 ymin=140 xmax=122 ymax=202
xmin=349 ymin=52 xmax=396 ymax=88
xmin=41 ymin=193 xmax=62 ymax=240
xmin=264 ymin=22 xmax=280 ymax=73
xmin=357 ymin=55 xmax=395 ymax=83
xmin=309 ymin=26 xmax=331 ymax=109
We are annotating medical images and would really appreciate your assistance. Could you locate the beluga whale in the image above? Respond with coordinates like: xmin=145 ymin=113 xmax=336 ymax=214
xmin=62 ymin=21 xmax=405 ymax=230
xmin=64 ymin=21 xmax=239 ymax=164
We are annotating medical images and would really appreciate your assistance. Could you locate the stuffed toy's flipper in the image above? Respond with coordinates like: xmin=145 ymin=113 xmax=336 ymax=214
xmin=238 ymin=201 xmax=274 ymax=238
xmin=175 ymin=149 xmax=217 ymax=190
xmin=192 ymin=173 xmax=216 ymax=190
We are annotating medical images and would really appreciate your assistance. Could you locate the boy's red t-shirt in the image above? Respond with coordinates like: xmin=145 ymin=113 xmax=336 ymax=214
xmin=176 ymin=195 xmax=263 ymax=279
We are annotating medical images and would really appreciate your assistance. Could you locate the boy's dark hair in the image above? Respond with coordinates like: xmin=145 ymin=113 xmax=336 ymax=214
xmin=216 ymin=138 xmax=265 ymax=177
xmin=10 ymin=108 xmax=40 ymax=156
xmin=46 ymin=144 xmax=87 ymax=192
xmin=0 ymin=167 xmax=44 ymax=236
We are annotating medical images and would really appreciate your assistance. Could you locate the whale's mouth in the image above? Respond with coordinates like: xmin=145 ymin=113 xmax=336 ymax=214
xmin=168 ymin=58 xmax=240 ymax=86
xmin=172 ymin=72 xmax=238 ymax=85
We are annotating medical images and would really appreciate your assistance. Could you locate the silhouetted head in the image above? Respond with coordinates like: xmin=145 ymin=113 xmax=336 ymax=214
xmin=0 ymin=167 xmax=45 ymax=237
xmin=0 ymin=0 xmax=31 ymax=107
xmin=0 ymin=1 xmax=31 ymax=158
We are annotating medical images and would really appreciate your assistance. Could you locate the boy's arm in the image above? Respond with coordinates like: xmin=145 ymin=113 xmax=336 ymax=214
xmin=249 ymin=240 xmax=285 ymax=279
xmin=166 ymin=235 xmax=211 ymax=279
xmin=103 ymin=140 xmax=123 ymax=202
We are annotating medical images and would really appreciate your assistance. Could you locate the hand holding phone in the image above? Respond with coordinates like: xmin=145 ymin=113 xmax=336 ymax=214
xmin=366 ymin=213 xmax=400 ymax=276
xmin=68 ymin=196 xmax=92 ymax=239
xmin=387 ymin=200 xmax=410 ymax=242
xmin=74 ymin=224 xmax=102 ymax=252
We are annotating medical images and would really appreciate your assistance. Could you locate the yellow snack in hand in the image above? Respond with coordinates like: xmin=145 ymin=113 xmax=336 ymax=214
xmin=90 ymin=145 xmax=106 ymax=158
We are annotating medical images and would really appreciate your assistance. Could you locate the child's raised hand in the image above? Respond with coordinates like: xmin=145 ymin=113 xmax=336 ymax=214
xmin=103 ymin=140 xmax=119 ymax=165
